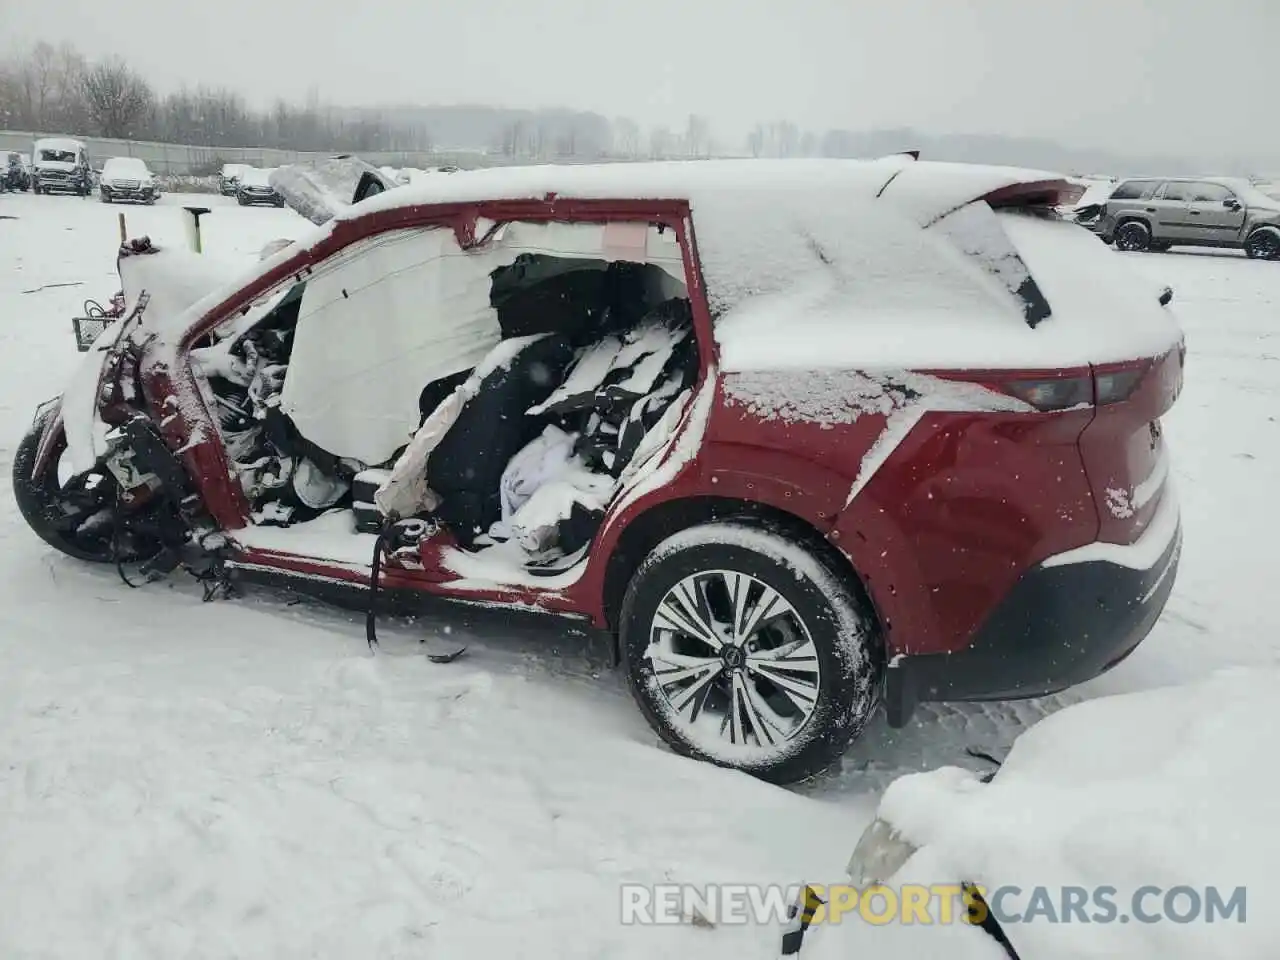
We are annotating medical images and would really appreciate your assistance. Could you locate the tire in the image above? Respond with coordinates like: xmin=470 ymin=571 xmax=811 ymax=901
xmin=32 ymin=184 xmax=42 ymax=195
xmin=1114 ymin=220 xmax=1152 ymax=252
xmin=100 ymin=190 xmax=111 ymax=203
xmin=1244 ymin=227 xmax=1280 ymax=261
xmin=12 ymin=409 xmax=156 ymax=564
xmin=237 ymin=195 xmax=248 ymax=206
xmin=621 ymin=521 xmax=880 ymax=784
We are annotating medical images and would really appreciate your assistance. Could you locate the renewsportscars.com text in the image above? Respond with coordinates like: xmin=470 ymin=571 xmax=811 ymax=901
xmin=620 ymin=883 xmax=1247 ymax=926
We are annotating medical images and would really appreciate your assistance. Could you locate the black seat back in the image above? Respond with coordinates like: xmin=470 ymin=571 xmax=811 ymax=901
xmin=426 ymin=334 xmax=574 ymax=542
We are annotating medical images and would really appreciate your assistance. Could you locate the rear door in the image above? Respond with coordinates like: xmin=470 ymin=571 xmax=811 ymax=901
xmin=1151 ymin=180 xmax=1196 ymax=240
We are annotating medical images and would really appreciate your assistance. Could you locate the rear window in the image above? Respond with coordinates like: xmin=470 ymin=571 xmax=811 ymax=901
xmin=1109 ymin=180 xmax=1149 ymax=201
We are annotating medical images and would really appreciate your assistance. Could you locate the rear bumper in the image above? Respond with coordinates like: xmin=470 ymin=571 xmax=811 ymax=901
xmin=885 ymin=488 xmax=1181 ymax=726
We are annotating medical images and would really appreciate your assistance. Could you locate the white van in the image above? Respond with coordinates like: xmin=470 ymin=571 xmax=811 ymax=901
xmin=32 ymin=137 xmax=92 ymax=196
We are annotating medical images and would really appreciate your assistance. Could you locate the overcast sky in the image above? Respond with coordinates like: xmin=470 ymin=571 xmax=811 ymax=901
xmin=4 ymin=0 xmax=1277 ymax=160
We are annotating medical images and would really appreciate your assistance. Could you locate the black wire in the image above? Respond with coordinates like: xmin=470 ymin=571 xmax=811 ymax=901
xmin=112 ymin=490 xmax=140 ymax=589
xmin=366 ymin=520 xmax=397 ymax=651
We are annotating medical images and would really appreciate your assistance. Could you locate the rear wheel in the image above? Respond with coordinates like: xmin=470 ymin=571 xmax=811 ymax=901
xmin=12 ymin=411 xmax=159 ymax=564
xmin=1115 ymin=220 xmax=1152 ymax=252
xmin=1244 ymin=227 xmax=1280 ymax=261
xmin=621 ymin=522 xmax=880 ymax=784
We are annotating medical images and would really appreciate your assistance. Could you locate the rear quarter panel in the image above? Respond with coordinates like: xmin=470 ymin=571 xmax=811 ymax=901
xmin=833 ymin=405 xmax=1098 ymax=658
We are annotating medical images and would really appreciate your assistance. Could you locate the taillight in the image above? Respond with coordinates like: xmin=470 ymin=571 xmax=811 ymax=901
xmin=1002 ymin=376 xmax=1092 ymax=412
xmin=1094 ymin=367 xmax=1145 ymax=405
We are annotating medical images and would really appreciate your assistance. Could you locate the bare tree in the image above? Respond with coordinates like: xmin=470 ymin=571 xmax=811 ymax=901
xmin=19 ymin=42 xmax=58 ymax=129
xmin=649 ymin=125 xmax=672 ymax=160
xmin=0 ymin=65 xmax=22 ymax=129
xmin=747 ymin=124 xmax=765 ymax=158
xmin=613 ymin=117 xmax=641 ymax=158
xmin=684 ymin=114 xmax=711 ymax=158
xmin=51 ymin=42 xmax=88 ymax=131
xmin=80 ymin=57 xmax=154 ymax=138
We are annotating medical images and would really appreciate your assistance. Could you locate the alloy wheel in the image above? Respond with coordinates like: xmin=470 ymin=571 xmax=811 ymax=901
xmin=645 ymin=569 xmax=821 ymax=752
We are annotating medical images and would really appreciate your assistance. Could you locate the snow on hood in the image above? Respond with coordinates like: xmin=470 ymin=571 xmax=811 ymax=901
xmin=117 ymin=246 xmax=242 ymax=335
xmin=811 ymin=669 xmax=1279 ymax=960
xmin=269 ymin=157 xmax=397 ymax=226
xmin=102 ymin=159 xmax=151 ymax=182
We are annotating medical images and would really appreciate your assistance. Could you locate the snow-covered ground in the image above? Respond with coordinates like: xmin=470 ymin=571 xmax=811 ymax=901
xmin=1 ymin=190 xmax=1277 ymax=958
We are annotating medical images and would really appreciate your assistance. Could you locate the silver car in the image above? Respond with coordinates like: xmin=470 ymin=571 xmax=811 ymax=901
xmin=1076 ymin=177 xmax=1280 ymax=260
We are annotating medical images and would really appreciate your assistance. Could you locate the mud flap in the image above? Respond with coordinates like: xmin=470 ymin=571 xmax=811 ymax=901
xmin=779 ymin=885 xmax=825 ymax=957
xmin=963 ymin=884 xmax=1022 ymax=959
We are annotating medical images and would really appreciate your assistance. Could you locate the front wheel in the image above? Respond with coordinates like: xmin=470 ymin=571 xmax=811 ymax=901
xmin=1244 ymin=227 xmax=1280 ymax=261
xmin=12 ymin=409 xmax=159 ymax=563
xmin=100 ymin=190 xmax=111 ymax=203
xmin=621 ymin=522 xmax=881 ymax=784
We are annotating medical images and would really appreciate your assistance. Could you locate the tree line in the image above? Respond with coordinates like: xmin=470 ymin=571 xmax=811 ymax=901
xmin=1 ymin=38 xmax=882 ymax=161
xmin=0 ymin=41 xmax=430 ymax=152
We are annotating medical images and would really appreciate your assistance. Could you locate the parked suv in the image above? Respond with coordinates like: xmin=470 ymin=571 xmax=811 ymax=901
xmin=1077 ymin=177 xmax=1280 ymax=259
xmin=99 ymin=156 xmax=159 ymax=204
xmin=235 ymin=166 xmax=285 ymax=206
xmin=12 ymin=157 xmax=1185 ymax=784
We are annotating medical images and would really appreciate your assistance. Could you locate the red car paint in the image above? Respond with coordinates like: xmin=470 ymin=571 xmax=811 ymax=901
xmin=43 ymin=182 xmax=1182 ymax=698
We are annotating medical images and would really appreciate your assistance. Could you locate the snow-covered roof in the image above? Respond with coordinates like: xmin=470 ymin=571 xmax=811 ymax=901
xmin=342 ymin=158 xmax=1071 ymax=228
xmin=34 ymin=137 xmax=84 ymax=151
xmin=103 ymin=156 xmax=148 ymax=173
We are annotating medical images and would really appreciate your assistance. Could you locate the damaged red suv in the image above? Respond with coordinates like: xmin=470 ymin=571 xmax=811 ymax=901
xmin=14 ymin=156 xmax=1185 ymax=784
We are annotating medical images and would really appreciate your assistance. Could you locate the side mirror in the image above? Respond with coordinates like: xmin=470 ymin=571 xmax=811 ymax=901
xmin=1224 ymin=198 xmax=1241 ymax=210
xmin=1158 ymin=286 xmax=1174 ymax=307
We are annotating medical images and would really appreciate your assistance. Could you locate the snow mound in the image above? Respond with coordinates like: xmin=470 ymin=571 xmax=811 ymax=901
xmin=807 ymin=669 xmax=1278 ymax=959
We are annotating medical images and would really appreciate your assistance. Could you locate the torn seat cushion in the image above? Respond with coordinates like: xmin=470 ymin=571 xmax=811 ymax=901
xmin=426 ymin=333 xmax=575 ymax=543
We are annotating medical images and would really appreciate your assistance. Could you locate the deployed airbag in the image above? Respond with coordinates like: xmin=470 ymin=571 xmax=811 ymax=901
xmin=279 ymin=228 xmax=503 ymax=466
